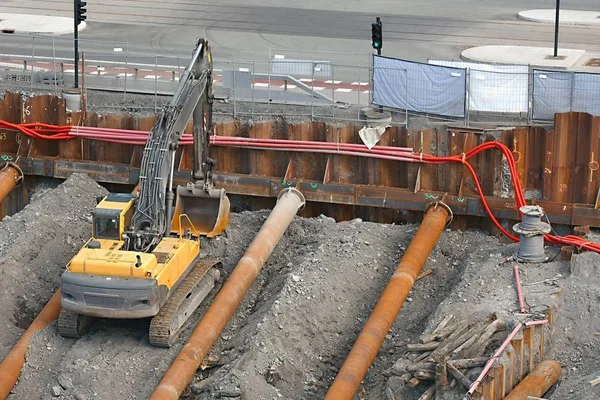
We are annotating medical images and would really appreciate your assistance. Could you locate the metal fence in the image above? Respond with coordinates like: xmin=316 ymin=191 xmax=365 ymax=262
xmin=2 ymin=32 xmax=600 ymax=126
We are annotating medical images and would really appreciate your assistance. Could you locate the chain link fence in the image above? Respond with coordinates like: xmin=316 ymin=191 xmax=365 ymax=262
xmin=2 ymin=32 xmax=600 ymax=126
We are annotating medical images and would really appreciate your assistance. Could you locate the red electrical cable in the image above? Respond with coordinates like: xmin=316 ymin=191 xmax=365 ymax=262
xmin=1 ymin=119 xmax=598 ymax=253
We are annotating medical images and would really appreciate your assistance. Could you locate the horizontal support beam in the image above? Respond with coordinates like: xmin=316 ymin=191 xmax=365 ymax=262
xmin=7 ymin=154 xmax=600 ymax=227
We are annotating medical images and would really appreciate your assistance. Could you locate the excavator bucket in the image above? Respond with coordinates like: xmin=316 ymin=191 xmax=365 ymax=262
xmin=171 ymin=184 xmax=230 ymax=238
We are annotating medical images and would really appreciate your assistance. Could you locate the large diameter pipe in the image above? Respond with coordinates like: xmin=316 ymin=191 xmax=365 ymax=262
xmin=0 ymin=290 xmax=62 ymax=399
xmin=325 ymin=202 xmax=452 ymax=400
xmin=0 ymin=163 xmax=24 ymax=203
xmin=151 ymin=187 xmax=305 ymax=400
xmin=505 ymin=360 xmax=561 ymax=400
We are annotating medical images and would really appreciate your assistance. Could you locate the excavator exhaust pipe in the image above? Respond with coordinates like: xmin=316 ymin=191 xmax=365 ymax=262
xmin=171 ymin=183 xmax=230 ymax=238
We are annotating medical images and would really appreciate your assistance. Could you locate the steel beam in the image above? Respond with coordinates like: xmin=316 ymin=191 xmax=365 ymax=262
xmin=4 ymin=154 xmax=600 ymax=227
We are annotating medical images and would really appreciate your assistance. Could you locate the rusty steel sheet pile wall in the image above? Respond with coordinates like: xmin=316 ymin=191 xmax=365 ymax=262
xmin=1 ymin=92 xmax=600 ymax=227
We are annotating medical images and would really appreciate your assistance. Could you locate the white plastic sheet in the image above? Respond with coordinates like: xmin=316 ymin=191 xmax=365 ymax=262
xmin=373 ymin=56 xmax=466 ymax=118
xmin=429 ymin=60 xmax=529 ymax=113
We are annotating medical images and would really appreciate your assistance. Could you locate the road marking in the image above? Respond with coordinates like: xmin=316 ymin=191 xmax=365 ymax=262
xmin=362 ymin=90 xmax=370 ymax=94
xmin=351 ymin=82 xmax=369 ymax=86
xmin=64 ymin=69 xmax=75 ymax=73
xmin=252 ymin=82 xmax=269 ymax=87
xmin=89 ymin=71 xmax=107 ymax=75
xmin=144 ymin=75 xmax=158 ymax=79
xmin=299 ymin=78 xmax=314 ymax=82
xmin=312 ymin=87 xmax=325 ymax=91
xmin=325 ymin=80 xmax=342 ymax=84
xmin=335 ymin=88 xmax=353 ymax=92
xmin=280 ymin=84 xmax=297 ymax=89
xmin=116 ymin=73 xmax=133 ymax=78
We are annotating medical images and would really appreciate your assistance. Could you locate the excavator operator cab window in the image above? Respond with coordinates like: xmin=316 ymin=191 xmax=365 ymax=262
xmin=94 ymin=210 xmax=121 ymax=240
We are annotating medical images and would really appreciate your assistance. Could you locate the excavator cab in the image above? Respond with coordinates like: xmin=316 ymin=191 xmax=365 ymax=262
xmin=171 ymin=183 xmax=230 ymax=238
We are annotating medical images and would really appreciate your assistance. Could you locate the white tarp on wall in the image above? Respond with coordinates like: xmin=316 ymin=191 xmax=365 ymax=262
xmin=532 ymin=70 xmax=600 ymax=120
xmin=429 ymin=60 xmax=529 ymax=113
xmin=373 ymin=56 xmax=466 ymax=118
xmin=532 ymin=70 xmax=572 ymax=120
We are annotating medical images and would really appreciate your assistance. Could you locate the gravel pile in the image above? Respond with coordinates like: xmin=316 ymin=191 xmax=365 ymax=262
xmin=0 ymin=173 xmax=107 ymax=363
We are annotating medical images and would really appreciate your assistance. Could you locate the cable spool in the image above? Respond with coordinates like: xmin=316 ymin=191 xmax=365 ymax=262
xmin=513 ymin=205 xmax=551 ymax=263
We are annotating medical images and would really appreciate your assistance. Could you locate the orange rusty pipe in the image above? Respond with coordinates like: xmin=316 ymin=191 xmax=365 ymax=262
xmin=0 ymin=162 xmax=24 ymax=203
xmin=505 ymin=360 xmax=561 ymax=400
xmin=325 ymin=202 xmax=452 ymax=400
xmin=151 ymin=187 xmax=305 ymax=400
xmin=0 ymin=290 xmax=62 ymax=399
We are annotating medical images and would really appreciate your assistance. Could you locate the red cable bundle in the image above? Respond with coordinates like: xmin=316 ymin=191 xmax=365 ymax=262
xmin=1 ymin=120 xmax=598 ymax=254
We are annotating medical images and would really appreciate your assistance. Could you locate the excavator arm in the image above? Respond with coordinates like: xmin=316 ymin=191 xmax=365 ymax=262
xmin=126 ymin=39 xmax=228 ymax=252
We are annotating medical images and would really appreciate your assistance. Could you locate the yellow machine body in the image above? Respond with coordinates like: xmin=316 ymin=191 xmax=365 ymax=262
xmin=61 ymin=194 xmax=202 ymax=319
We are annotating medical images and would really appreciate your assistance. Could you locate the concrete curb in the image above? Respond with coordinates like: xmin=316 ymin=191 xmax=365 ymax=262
xmin=518 ymin=9 xmax=600 ymax=26
xmin=0 ymin=13 xmax=86 ymax=35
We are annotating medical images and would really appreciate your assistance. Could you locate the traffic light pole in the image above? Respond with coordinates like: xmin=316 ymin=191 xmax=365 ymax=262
xmin=73 ymin=0 xmax=79 ymax=88
xmin=376 ymin=17 xmax=382 ymax=56
xmin=553 ymin=0 xmax=560 ymax=58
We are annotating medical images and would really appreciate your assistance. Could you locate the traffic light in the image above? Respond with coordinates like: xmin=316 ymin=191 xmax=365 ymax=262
xmin=76 ymin=0 xmax=87 ymax=25
xmin=371 ymin=19 xmax=382 ymax=50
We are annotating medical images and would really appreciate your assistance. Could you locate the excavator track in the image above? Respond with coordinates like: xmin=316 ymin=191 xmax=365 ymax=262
xmin=149 ymin=259 xmax=221 ymax=348
xmin=57 ymin=309 xmax=95 ymax=339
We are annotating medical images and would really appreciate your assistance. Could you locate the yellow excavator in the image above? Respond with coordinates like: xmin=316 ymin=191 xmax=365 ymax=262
xmin=58 ymin=39 xmax=230 ymax=347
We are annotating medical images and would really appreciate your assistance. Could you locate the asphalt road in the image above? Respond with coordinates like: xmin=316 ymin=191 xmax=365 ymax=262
xmin=1 ymin=1 xmax=600 ymax=76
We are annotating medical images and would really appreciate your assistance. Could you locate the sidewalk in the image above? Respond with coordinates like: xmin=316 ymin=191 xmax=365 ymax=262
xmin=518 ymin=9 xmax=600 ymax=26
xmin=461 ymin=45 xmax=587 ymax=70
xmin=0 ymin=13 xmax=86 ymax=35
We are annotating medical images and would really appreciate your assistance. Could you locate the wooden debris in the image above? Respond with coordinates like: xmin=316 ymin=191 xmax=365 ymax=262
xmin=401 ymin=372 xmax=414 ymax=382
xmin=432 ymin=315 xmax=454 ymax=334
xmin=451 ymin=332 xmax=480 ymax=358
xmin=416 ymin=268 xmax=434 ymax=281
xmin=413 ymin=351 xmax=432 ymax=363
xmin=420 ymin=321 xmax=464 ymax=344
xmin=408 ymin=377 xmax=421 ymax=388
xmin=407 ymin=362 xmax=437 ymax=372
xmin=463 ymin=319 xmax=507 ymax=359
xmin=418 ymin=385 xmax=435 ymax=400
xmin=414 ymin=370 xmax=436 ymax=380
xmin=590 ymin=376 xmax=600 ymax=387
xmin=392 ymin=314 xmax=506 ymax=399
xmin=434 ymin=363 xmax=448 ymax=400
xmin=429 ymin=315 xmax=496 ymax=362
xmin=408 ymin=342 xmax=440 ymax=352
xmin=447 ymin=357 xmax=489 ymax=369
xmin=593 ymin=332 xmax=600 ymax=337
xmin=446 ymin=362 xmax=473 ymax=390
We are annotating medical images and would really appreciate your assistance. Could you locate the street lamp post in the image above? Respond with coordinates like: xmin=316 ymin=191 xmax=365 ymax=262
xmin=554 ymin=0 xmax=560 ymax=57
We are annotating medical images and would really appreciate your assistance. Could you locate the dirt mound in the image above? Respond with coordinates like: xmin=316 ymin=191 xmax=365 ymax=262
xmin=5 ymin=191 xmax=599 ymax=400
xmin=550 ymin=252 xmax=600 ymax=400
xmin=0 ymin=173 xmax=107 ymax=361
